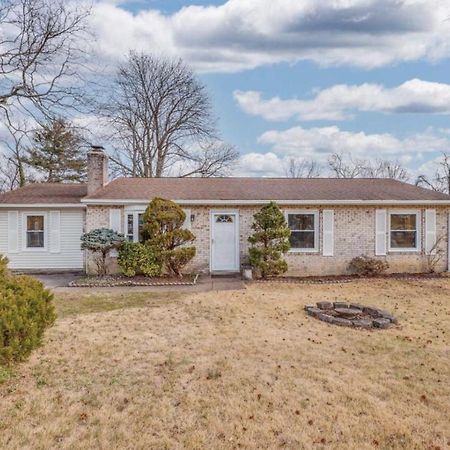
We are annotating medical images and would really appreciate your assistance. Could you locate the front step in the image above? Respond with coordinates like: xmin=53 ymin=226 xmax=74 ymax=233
xmin=210 ymin=271 xmax=241 ymax=278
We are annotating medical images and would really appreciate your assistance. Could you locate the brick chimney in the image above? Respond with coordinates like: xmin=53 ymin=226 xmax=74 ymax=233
xmin=87 ymin=145 xmax=108 ymax=195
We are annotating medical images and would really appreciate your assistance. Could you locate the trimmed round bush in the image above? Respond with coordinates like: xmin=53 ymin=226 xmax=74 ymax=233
xmin=118 ymin=241 xmax=161 ymax=277
xmin=0 ymin=259 xmax=56 ymax=366
xmin=81 ymin=228 xmax=124 ymax=275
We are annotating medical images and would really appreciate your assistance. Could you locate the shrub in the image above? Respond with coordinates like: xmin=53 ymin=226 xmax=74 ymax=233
xmin=248 ymin=202 xmax=291 ymax=279
xmin=143 ymin=198 xmax=196 ymax=277
xmin=426 ymin=235 xmax=446 ymax=273
xmin=0 ymin=254 xmax=8 ymax=278
xmin=81 ymin=228 xmax=124 ymax=275
xmin=117 ymin=241 xmax=161 ymax=277
xmin=348 ymin=255 xmax=389 ymax=276
xmin=0 ymin=265 xmax=56 ymax=366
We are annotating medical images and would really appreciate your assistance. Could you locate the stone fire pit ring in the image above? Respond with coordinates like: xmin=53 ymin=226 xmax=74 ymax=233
xmin=304 ymin=301 xmax=397 ymax=329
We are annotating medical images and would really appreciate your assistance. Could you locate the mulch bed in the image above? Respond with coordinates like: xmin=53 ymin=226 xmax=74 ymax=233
xmin=250 ymin=272 xmax=445 ymax=285
xmin=69 ymin=273 xmax=199 ymax=287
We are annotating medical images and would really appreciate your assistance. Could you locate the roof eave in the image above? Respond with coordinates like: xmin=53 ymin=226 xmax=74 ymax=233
xmin=80 ymin=198 xmax=450 ymax=206
xmin=0 ymin=203 xmax=86 ymax=208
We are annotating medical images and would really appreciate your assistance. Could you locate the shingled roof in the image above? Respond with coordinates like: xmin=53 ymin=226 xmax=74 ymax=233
xmin=0 ymin=183 xmax=87 ymax=205
xmin=1 ymin=178 xmax=449 ymax=205
xmin=82 ymin=177 xmax=450 ymax=204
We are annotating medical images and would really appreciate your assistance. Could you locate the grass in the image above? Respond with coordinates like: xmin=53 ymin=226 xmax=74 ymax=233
xmin=53 ymin=290 xmax=187 ymax=319
xmin=0 ymin=279 xmax=449 ymax=449
xmin=0 ymin=366 xmax=14 ymax=384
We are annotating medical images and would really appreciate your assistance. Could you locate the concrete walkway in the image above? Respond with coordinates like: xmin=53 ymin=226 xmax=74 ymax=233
xmin=32 ymin=273 xmax=246 ymax=294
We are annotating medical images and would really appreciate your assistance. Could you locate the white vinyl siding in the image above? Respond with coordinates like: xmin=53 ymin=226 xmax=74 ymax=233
xmin=49 ymin=211 xmax=61 ymax=253
xmin=0 ymin=208 xmax=84 ymax=270
xmin=322 ymin=210 xmax=334 ymax=256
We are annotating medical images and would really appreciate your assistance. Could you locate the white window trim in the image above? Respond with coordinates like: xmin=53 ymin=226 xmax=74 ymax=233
xmin=22 ymin=212 xmax=47 ymax=252
xmin=125 ymin=211 xmax=142 ymax=243
xmin=388 ymin=209 xmax=421 ymax=253
xmin=285 ymin=209 xmax=319 ymax=253
xmin=123 ymin=208 xmax=191 ymax=243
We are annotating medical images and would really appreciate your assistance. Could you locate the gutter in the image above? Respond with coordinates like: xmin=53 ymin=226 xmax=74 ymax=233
xmin=0 ymin=203 xmax=87 ymax=208
xmin=80 ymin=199 xmax=450 ymax=206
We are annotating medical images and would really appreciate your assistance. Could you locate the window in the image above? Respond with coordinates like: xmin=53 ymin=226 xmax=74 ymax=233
xmin=125 ymin=209 xmax=190 ymax=243
xmin=127 ymin=214 xmax=133 ymax=241
xmin=389 ymin=211 xmax=420 ymax=251
xmin=216 ymin=214 xmax=233 ymax=223
xmin=286 ymin=211 xmax=318 ymax=251
xmin=126 ymin=213 xmax=144 ymax=243
xmin=26 ymin=215 xmax=45 ymax=248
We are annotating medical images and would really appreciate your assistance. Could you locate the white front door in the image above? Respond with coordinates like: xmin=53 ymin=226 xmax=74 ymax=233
xmin=210 ymin=211 xmax=239 ymax=272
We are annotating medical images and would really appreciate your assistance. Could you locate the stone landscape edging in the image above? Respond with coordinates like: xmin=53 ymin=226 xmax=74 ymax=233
xmin=250 ymin=273 xmax=444 ymax=285
xmin=68 ymin=273 xmax=199 ymax=288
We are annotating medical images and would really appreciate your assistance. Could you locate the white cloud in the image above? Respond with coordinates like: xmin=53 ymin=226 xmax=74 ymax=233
xmin=236 ymin=126 xmax=450 ymax=176
xmin=234 ymin=79 xmax=450 ymax=121
xmin=236 ymin=152 xmax=286 ymax=177
xmin=90 ymin=0 xmax=450 ymax=73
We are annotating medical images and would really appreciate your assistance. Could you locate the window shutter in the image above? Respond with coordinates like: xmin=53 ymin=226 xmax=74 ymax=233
xmin=109 ymin=209 xmax=122 ymax=257
xmin=7 ymin=211 xmax=19 ymax=253
xmin=375 ymin=209 xmax=387 ymax=256
xmin=109 ymin=209 xmax=122 ymax=233
xmin=182 ymin=209 xmax=191 ymax=230
xmin=49 ymin=211 xmax=61 ymax=253
xmin=425 ymin=209 xmax=436 ymax=254
xmin=322 ymin=210 xmax=334 ymax=256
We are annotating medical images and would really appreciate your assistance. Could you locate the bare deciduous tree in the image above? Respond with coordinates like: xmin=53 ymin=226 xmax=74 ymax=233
xmin=362 ymin=160 xmax=409 ymax=181
xmin=0 ymin=123 xmax=30 ymax=191
xmin=328 ymin=152 xmax=409 ymax=181
xmin=0 ymin=0 xmax=90 ymax=125
xmin=425 ymin=234 xmax=446 ymax=273
xmin=284 ymin=157 xmax=321 ymax=178
xmin=106 ymin=53 xmax=238 ymax=178
xmin=328 ymin=152 xmax=363 ymax=178
xmin=416 ymin=153 xmax=450 ymax=194
xmin=175 ymin=142 xmax=238 ymax=177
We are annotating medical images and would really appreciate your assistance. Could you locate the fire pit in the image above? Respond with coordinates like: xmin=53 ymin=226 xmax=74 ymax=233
xmin=304 ymin=301 xmax=397 ymax=329
xmin=334 ymin=307 xmax=361 ymax=319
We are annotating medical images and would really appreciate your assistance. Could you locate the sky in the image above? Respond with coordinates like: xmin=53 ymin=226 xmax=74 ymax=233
xmin=6 ymin=0 xmax=450 ymax=179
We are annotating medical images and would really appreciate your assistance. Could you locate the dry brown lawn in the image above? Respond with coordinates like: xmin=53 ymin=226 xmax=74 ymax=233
xmin=1 ymin=279 xmax=449 ymax=450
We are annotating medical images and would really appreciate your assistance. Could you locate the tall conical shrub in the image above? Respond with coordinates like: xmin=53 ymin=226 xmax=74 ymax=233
xmin=248 ymin=202 xmax=291 ymax=279
xmin=143 ymin=198 xmax=196 ymax=277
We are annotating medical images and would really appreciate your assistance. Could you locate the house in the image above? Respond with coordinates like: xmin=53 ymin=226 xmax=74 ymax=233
xmin=1 ymin=146 xmax=450 ymax=275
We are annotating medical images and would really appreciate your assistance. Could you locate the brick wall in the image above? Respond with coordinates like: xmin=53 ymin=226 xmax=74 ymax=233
xmin=87 ymin=150 xmax=108 ymax=195
xmin=85 ymin=206 xmax=123 ymax=274
xmin=85 ymin=204 xmax=450 ymax=276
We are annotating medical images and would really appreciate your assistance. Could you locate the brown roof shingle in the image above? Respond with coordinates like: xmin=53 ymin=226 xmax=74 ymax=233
xmin=1 ymin=178 xmax=449 ymax=205
xmin=83 ymin=177 xmax=450 ymax=203
xmin=0 ymin=183 xmax=87 ymax=205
